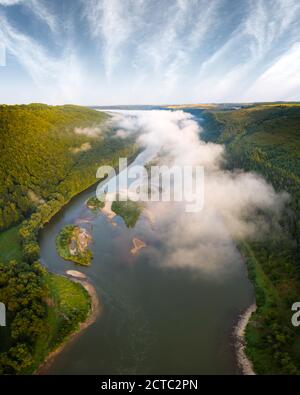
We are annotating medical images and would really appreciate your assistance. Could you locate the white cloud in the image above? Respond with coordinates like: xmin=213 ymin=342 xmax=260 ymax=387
xmin=109 ymin=109 xmax=286 ymax=274
xmin=245 ymin=0 xmax=300 ymax=57
xmin=0 ymin=0 xmax=57 ymax=31
xmin=74 ymin=126 xmax=102 ymax=137
xmin=1 ymin=0 xmax=300 ymax=104
xmin=28 ymin=0 xmax=58 ymax=33
xmin=0 ymin=12 xmax=83 ymax=103
xmin=133 ymin=0 xmax=219 ymax=95
xmin=192 ymin=0 xmax=300 ymax=102
xmin=83 ymin=0 xmax=140 ymax=79
xmin=82 ymin=0 xmax=219 ymax=97
xmin=244 ymin=42 xmax=300 ymax=101
xmin=0 ymin=0 xmax=23 ymax=5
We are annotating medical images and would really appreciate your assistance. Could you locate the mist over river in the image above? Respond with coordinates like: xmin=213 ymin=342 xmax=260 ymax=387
xmin=39 ymin=109 xmax=258 ymax=374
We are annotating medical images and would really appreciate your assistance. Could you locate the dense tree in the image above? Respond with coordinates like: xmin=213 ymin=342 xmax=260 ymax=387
xmin=0 ymin=104 xmax=137 ymax=231
xmin=0 ymin=104 xmax=138 ymax=374
xmin=0 ymin=260 xmax=47 ymax=374
xmin=202 ymin=104 xmax=300 ymax=374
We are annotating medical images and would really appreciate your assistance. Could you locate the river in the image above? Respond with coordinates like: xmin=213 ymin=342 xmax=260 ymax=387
xmin=39 ymin=109 xmax=254 ymax=375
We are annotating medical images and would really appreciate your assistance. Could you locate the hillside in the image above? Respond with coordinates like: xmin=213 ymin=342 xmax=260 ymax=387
xmin=0 ymin=104 xmax=137 ymax=230
xmin=201 ymin=104 xmax=300 ymax=374
xmin=0 ymin=104 xmax=138 ymax=374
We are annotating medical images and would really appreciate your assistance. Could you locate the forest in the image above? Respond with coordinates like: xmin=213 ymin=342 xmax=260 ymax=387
xmin=0 ymin=104 xmax=138 ymax=374
xmin=1 ymin=102 xmax=299 ymax=374
xmin=201 ymin=104 xmax=300 ymax=374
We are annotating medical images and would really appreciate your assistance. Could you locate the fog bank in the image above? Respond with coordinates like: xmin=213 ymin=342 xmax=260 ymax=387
xmin=108 ymin=109 xmax=286 ymax=274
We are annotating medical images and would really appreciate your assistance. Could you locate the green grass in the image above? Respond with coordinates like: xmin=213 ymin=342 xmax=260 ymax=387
xmin=112 ymin=199 xmax=143 ymax=228
xmin=28 ymin=272 xmax=90 ymax=373
xmin=45 ymin=272 xmax=90 ymax=347
xmin=0 ymin=225 xmax=23 ymax=263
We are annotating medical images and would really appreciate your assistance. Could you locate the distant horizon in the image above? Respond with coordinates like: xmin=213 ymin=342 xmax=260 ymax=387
xmin=92 ymin=100 xmax=300 ymax=107
xmin=1 ymin=100 xmax=300 ymax=108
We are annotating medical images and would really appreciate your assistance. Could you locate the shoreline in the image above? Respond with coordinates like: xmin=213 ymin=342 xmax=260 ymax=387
xmin=38 ymin=148 xmax=141 ymax=230
xmin=36 ymin=273 xmax=101 ymax=375
xmin=234 ymin=303 xmax=257 ymax=375
xmin=35 ymin=150 xmax=142 ymax=375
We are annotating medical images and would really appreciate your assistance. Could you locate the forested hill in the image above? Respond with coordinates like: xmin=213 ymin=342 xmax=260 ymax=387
xmin=0 ymin=104 xmax=138 ymax=374
xmin=201 ymin=105 xmax=300 ymax=229
xmin=201 ymin=104 xmax=300 ymax=374
xmin=0 ymin=104 xmax=135 ymax=231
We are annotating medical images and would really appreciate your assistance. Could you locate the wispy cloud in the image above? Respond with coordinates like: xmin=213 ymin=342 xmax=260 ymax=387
xmin=83 ymin=0 xmax=140 ymax=79
xmin=0 ymin=1 xmax=23 ymax=5
xmin=193 ymin=0 xmax=300 ymax=102
xmin=108 ymin=109 xmax=286 ymax=273
xmin=0 ymin=0 xmax=58 ymax=32
xmin=244 ymin=0 xmax=300 ymax=56
xmin=132 ymin=0 xmax=219 ymax=95
xmin=0 ymin=14 xmax=56 ymax=82
xmin=0 ymin=8 xmax=83 ymax=103
xmin=244 ymin=42 xmax=300 ymax=101
xmin=82 ymin=0 xmax=219 ymax=95
xmin=0 ymin=0 xmax=300 ymax=104
xmin=27 ymin=0 xmax=58 ymax=33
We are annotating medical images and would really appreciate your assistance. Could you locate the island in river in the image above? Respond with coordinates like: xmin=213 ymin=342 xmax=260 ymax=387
xmin=111 ymin=199 xmax=144 ymax=228
xmin=86 ymin=196 xmax=105 ymax=212
xmin=56 ymin=225 xmax=93 ymax=266
xmin=131 ymin=238 xmax=146 ymax=255
xmin=2 ymin=103 xmax=298 ymax=375
xmin=38 ymin=124 xmax=255 ymax=375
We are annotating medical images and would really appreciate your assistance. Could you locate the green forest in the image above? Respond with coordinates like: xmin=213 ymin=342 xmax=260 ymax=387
xmin=202 ymin=104 xmax=300 ymax=374
xmin=0 ymin=104 xmax=138 ymax=374
xmin=1 ymin=102 xmax=300 ymax=375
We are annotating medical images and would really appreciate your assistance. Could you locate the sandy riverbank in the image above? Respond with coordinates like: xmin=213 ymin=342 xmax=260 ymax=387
xmin=36 ymin=272 xmax=100 ymax=375
xmin=66 ymin=270 xmax=87 ymax=279
xmin=131 ymin=238 xmax=146 ymax=255
xmin=101 ymin=199 xmax=116 ymax=219
xmin=234 ymin=303 xmax=257 ymax=375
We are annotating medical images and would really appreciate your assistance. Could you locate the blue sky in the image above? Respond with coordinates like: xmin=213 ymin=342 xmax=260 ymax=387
xmin=0 ymin=0 xmax=300 ymax=105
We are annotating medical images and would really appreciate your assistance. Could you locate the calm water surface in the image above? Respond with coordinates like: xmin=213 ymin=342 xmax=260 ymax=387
xmin=39 ymin=112 xmax=254 ymax=375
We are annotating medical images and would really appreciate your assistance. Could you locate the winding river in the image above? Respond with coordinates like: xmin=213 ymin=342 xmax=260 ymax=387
xmin=39 ymin=110 xmax=254 ymax=375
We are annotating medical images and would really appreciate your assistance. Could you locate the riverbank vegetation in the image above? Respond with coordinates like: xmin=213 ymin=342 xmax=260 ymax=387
xmin=56 ymin=225 xmax=92 ymax=266
xmin=0 ymin=225 xmax=23 ymax=263
xmin=36 ymin=273 xmax=91 ymax=370
xmin=0 ymin=104 xmax=138 ymax=374
xmin=202 ymin=104 xmax=300 ymax=374
xmin=86 ymin=196 xmax=105 ymax=212
xmin=112 ymin=199 xmax=144 ymax=228
xmin=0 ymin=261 xmax=90 ymax=374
